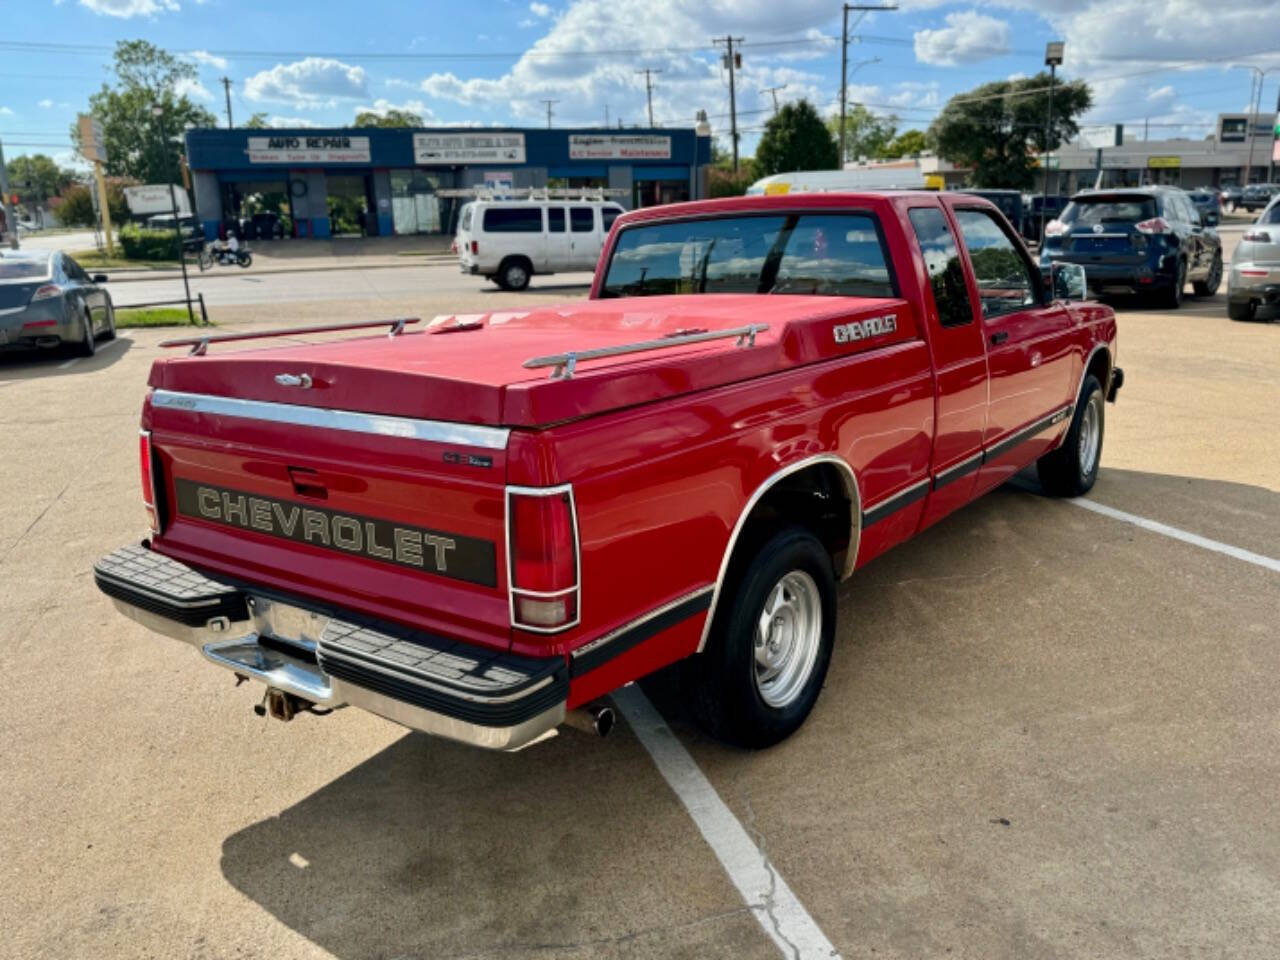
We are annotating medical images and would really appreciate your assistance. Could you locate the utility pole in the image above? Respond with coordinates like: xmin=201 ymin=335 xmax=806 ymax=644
xmin=220 ymin=77 xmax=233 ymax=128
xmin=1243 ymin=69 xmax=1275 ymax=187
xmin=604 ymin=103 xmax=610 ymax=128
xmin=541 ymin=99 xmax=558 ymax=129
xmin=760 ymin=84 xmax=786 ymax=116
xmin=636 ymin=69 xmax=662 ymax=127
xmin=0 ymin=139 xmax=18 ymax=249
xmin=714 ymin=36 xmax=743 ymax=171
xmin=1040 ymin=41 xmax=1064 ymax=243
xmin=840 ymin=4 xmax=896 ymax=168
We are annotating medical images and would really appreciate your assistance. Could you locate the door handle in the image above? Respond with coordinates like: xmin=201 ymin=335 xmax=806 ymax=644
xmin=989 ymin=331 xmax=1009 ymax=345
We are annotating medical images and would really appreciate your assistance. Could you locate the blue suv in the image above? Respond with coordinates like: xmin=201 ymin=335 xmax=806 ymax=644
xmin=1039 ymin=187 xmax=1222 ymax=308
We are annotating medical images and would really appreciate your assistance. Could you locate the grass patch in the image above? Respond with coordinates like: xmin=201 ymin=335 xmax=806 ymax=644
xmin=114 ymin=307 xmax=207 ymax=328
xmin=69 ymin=248 xmax=178 ymax=270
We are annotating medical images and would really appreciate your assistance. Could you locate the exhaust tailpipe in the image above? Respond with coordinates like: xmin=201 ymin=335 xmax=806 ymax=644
xmin=563 ymin=703 xmax=615 ymax=738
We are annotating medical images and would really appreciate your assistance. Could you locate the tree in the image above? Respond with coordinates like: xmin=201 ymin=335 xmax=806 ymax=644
xmin=72 ymin=39 xmax=217 ymax=186
xmin=244 ymin=113 xmax=270 ymax=129
xmin=52 ymin=176 xmax=134 ymax=227
xmin=754 ymin=100 xmax=838 ymax=177
xmin=928 ymin=72 xmax=1092 ymax=189
xmin=825 ymin=104 xmax=897 ymax=164
xmin=882 ymin=129 xmax=929 ymax=159
xmin=354 ymin=108 xmax=424 ymax=128
xmin=5 ymin=154 xmax=74 ymax=204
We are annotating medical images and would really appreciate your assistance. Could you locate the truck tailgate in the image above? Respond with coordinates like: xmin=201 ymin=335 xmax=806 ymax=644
xmin=146 ymin=391 xmax=512 ymax=652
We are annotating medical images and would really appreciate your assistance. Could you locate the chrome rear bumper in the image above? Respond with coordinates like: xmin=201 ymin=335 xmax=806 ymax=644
xmin=96 ymin=543 xmax=567 ymax=751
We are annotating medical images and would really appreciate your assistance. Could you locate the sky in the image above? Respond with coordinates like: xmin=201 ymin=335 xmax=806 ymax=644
xmin=5 ymin=0 xmax=1280 ymax=169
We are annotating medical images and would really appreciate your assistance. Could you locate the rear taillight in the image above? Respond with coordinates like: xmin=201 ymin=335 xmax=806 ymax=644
xmin=30 ymin=284 xmax=60 ymax=302
xmin=139 ymin=430 xmax=158 ymax=534
xmin=1135 ymin=217 xmax=1171 ymax=235
xmin=1244 ymin=230 xmax=1273 ymax=242
xmin=1044 ymin=220 xmax=1069 ymax=237
xmin=470 ymin=240 xmax=479 ymax=255
xmin=507 ymin=486 xmax=579 ymax=632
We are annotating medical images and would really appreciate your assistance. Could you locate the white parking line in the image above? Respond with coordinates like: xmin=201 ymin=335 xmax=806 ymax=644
xmin=612 ymin=684 xmax=842 ymax=960
xmin=1070 ymin=497 xmax=1280 ymax=573
xmin=57 ymin=334 xmax=129 ymax=370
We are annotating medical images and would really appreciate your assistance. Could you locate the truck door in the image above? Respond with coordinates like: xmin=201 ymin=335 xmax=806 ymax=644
xmin=904 ymin=204 xmax=991 ymax=529
xmin=544 ymin=205 xmax=571 ymax=270
xmin=948 ymin=203 xmax=1075 ymax=490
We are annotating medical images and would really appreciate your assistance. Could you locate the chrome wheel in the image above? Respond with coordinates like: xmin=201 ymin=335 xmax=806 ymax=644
xmin=754 ymin=570 xmax=822 ymax=708
xmin=1078 ymin=392 xmax=1101 ymax=477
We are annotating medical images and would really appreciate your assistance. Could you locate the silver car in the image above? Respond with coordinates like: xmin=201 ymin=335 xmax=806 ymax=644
xmin=0 ymin=250 xmax=115 ymax=356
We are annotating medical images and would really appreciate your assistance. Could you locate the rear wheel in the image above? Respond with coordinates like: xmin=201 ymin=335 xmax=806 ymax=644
xmin=75 ymin=308 xmax=96 ymax=357
xmin=1228 ymin=299 xmax=1257 ymax=321
xmin=1158 ymin=259 xmax=1186 ymax=309
xmin=1037 ymin=374 xmax=1103 ymax=497
xmin=101 ymin=300 xmax=116 ymax=341
xmin=498 ymin=257 xmax=532 ymax=291
xmin=688 ymin=526 xmax=836 ymax=748
xmin=1193 ymin=250 xmax=1222 ymax=297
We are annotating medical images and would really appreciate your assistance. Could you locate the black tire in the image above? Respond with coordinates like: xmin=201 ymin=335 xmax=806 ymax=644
xmin=1228 ymin=299 xmax=1256 ymax=321
xmin=1192 ymin=250 xmax=1222 ymax=297
xmin=75 ymin=307 xmax=96 ymax=357
xmin=1158 ymin=259 xmax=1186 ymax=309
xmin=1037 ymin=374 xmax=1104 ymax=497
xmin=238 ymin=252 xmax=252 ymax=268
xmin=688 ymin=526 xmax=836 ymax=748
xmin=498 ymin=257 xmax=532 ymax=292
xmin=101 ymin=300 xmax=116 ymax=341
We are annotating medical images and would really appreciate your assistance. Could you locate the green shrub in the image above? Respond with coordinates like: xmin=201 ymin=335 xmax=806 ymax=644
xmin=119 ymin=224 xmax=180 ymax=261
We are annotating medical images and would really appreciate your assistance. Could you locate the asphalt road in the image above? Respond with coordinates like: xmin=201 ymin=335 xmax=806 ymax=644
xmin=1 ymin=280 xmax=1277 ymax=959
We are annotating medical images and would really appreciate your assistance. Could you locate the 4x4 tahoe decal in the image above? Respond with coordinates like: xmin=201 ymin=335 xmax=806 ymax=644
xmin=175 ymin=478 xmax=497 ymax=587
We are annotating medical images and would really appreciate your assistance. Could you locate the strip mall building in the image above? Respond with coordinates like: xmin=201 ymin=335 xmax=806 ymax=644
xmin=183 ymin=126 xmax=712 ymax=240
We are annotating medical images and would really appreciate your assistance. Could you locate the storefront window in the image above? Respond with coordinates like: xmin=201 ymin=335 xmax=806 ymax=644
xmin=547 ymin=176 xmax=608 ymax=190
xmin=391 ymin=170 xmax=456 ymax=235
xmin=633 ymin=179 xmax=690 ymax=208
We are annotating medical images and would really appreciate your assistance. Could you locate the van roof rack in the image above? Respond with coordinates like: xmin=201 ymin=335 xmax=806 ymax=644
xmin=160 ymin=317 xmax=420 ymax=356
xmin=523 ymin=324 xmax=769 ymax=380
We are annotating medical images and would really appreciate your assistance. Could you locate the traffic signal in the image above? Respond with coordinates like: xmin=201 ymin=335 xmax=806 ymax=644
xmin=8 ymin=195 xmax=17 ymax=206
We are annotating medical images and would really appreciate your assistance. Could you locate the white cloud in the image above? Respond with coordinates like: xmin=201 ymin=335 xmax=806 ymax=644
xmin=0 ymin=106 xmax=13 ymax=116
xmin=188 ymin=50 xmax=229 ymax=71
xmin=244 ymin=58 xmax=369 ymax=109
xmin=265 ymin=116 xmax=319 ymax=128
xmin=913 ymin=11 xmax=1011 ymax=66
xmin=529 ymin=1 xmax=552 ymax=16
xmin=419 ymin=0 xmax=841 ymax=131
xmin=175 ymin=78 xmax=214 ymax=102
xmin=77 ymin=0 xmax=179 ymax=17
xmin=39 ymin=99 xmax=54 ymax=109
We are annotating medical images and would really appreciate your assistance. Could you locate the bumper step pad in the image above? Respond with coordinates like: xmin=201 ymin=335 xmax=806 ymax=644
xmin=94 ymin=543 xmax=248 ymax=627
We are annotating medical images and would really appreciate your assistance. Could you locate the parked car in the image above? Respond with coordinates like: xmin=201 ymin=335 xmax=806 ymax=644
xmin=455 ymin=199 xmax=626 ymax=290
xmin=96 ymin=191 xmax=1121 ymax=752
xmin=1187 ymin=189 xmax=1221 ymax=226
xmin=1039 ymin=187 xmax=1222 ymax=307
xmin=1226 ymin=198 xmax=1280 ymax=320
xmin=1239 ymin=183 xmax=1280 ymax=212
xmin=1021 ymin=194 xmax=1070 ymax=244
xmin=0 ymin=249 xmax=115 ymax=357
xmin=1221 ymin=185 xmax=1244 ymax=211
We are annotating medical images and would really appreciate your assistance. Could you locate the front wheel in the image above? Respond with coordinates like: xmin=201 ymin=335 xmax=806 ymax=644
xmin=1192 ymin=250 xmax=1222 ymax=297
xmin=238 ymin=252 xmax=252 ymax=268
xmin=1037 ymin=374 xmax=1104 ymax=497
xmin=688 ymin=526 xmax=836 ymax=748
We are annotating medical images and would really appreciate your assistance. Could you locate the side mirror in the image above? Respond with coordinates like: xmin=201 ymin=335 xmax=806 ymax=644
xmin=92 ymin=273 xmax=109 ymax=283
xmin=1052 ymin=261 xmax=1086 ymax=301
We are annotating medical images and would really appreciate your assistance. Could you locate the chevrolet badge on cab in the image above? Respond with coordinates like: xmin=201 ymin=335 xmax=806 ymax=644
xmin=95 ymin=192 xmax=1121 ymax=752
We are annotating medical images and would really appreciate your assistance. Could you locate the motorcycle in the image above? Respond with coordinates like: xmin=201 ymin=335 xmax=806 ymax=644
xmin=198 ymin=243 xmax=253 ymax=271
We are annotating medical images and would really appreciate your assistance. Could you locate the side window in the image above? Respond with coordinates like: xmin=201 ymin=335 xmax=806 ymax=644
xmin=907 ymin=207 xmax=974 ymax=328
xmin=570 ymin=207 xmax=595 ymax=233
xmin=953 ymin=209 xmax=1037 ymax=319
xmin=547 ymin=207 xmax=565 ymax=233
xmin=602 ymin=206 xmax=622 ymax=231
xmin=63 ymin=256 xmax=87 ymax=282
xmin=482 ymin=207 xmax=543 ymax=233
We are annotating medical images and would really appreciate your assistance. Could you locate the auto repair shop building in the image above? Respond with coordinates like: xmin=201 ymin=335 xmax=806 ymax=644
xmin=183 ymin=126 xmax=712 ymax=240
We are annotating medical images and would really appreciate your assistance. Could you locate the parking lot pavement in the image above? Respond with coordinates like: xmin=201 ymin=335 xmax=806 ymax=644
xmin=1 ymin=289 xmax=1277 ymax=959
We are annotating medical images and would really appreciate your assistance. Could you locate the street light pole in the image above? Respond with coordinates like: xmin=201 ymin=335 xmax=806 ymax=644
xmin=839 ymin=4 xmax=896 ymax=168
xmin=1041 ymin=41 xmax=1064 ymax=243
xmin=152 ymin=105 xmax=195 ymax=325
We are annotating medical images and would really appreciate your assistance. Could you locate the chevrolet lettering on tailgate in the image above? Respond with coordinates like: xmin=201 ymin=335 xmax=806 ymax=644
xmin=175 ymin=479 xmax=497 ymax=587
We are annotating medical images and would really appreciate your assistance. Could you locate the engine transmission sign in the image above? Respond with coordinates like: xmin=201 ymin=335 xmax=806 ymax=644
xmin=569 ymin=135 xmax=672 ymax=160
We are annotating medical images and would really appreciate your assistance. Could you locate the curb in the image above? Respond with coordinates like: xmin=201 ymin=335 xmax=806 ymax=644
xmin=101 ymin=256 xmax=457 ymax=284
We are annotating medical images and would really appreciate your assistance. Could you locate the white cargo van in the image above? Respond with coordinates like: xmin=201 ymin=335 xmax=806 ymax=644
xmin=455 ymin=199 xmax=625 ymax=290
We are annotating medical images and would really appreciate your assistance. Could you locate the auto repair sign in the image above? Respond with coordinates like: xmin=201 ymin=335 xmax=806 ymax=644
xmin=246 ymin=136 xmax=371 ymax=164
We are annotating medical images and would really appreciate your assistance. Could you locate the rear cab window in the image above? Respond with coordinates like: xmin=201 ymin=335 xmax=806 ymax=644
xmin=482 ymin=207 xmax=543 ymax=233
xmin=599 ymin=212 xmax=896 ymax=299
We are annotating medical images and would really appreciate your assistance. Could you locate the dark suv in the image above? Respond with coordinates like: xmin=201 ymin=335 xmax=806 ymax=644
xmin=1039 ymin=187 xmax=1222 ymax=308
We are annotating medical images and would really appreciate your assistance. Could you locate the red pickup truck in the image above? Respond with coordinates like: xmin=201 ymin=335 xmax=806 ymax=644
xmin=96 ymin=192 xmax=1120 ymax=751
